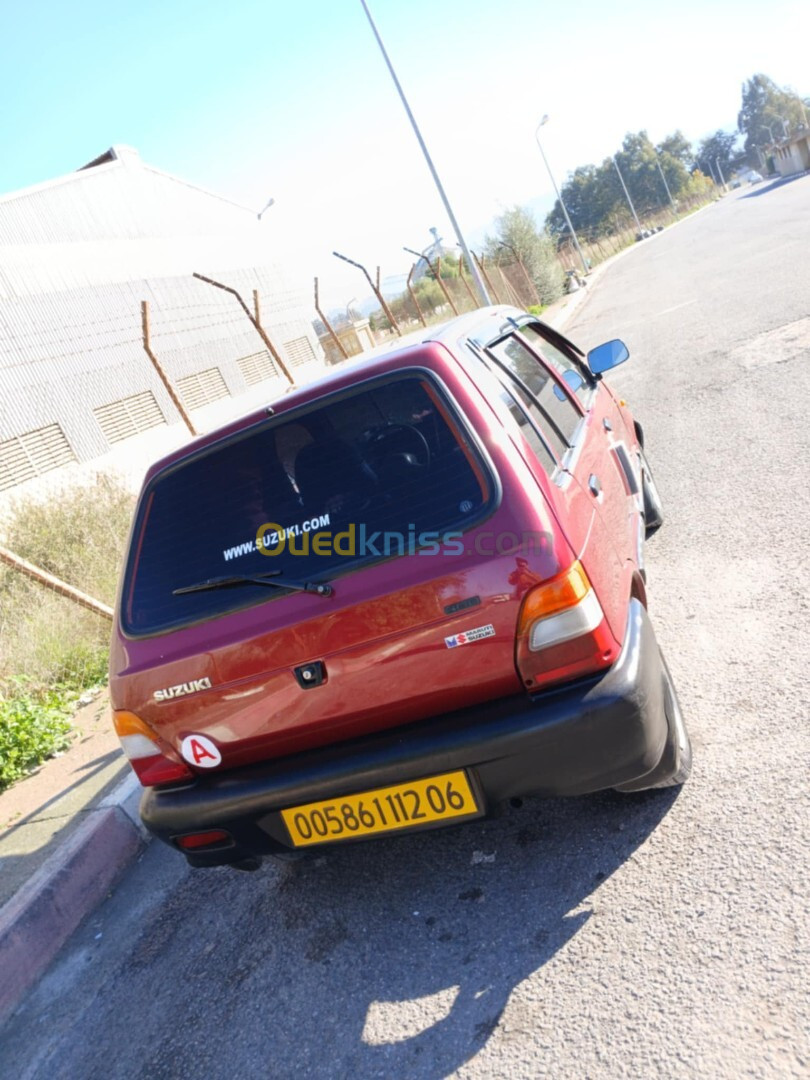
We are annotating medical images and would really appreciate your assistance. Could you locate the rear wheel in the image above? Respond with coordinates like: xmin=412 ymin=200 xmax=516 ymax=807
xmin=640 ymin=448 xmax=664 ymax=538
xmin=614 ymin=648 xmax=692 ymax=792
xmin=651 ymin=654 xmax=692 ymax=787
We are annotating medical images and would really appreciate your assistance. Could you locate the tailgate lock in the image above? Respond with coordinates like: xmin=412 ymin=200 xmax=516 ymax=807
xmin=294 ymin=661 xmax=326 ymax=689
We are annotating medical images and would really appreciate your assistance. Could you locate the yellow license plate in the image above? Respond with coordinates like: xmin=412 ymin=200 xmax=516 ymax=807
xmin=281 ymin=770 xmax=479 ymax=847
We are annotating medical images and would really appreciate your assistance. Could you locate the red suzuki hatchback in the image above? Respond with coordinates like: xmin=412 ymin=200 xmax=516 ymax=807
xmin=111 ymin=306 xmax=691 ymax=869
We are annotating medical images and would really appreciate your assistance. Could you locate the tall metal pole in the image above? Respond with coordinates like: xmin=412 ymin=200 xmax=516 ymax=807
xmin=612 ymin=156 xmax=643 ymax=233
xmin=535 ymin=116 xmax=589 ymax=275
xmin=714 ymin=158 xmax=727 ymax=188
xmin=655 ymin=156 xmax=676 ymax=210
xmin=359 ymin=0 xmax=491 ymax=306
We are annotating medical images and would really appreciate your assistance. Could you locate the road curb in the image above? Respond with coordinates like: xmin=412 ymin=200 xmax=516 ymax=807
xmin=0 ymin=772 xmax=147 ymax=1026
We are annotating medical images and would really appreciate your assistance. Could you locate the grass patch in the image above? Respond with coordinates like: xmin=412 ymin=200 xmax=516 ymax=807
xmin=0 ymin=475 xmax=135 ymax=789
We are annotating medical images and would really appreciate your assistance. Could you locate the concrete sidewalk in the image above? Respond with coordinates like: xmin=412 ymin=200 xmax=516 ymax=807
xmin=0 ymin=692 xmax=147 ymax=1024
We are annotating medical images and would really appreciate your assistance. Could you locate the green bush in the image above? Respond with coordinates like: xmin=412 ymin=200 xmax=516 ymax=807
xmin=0 ymin=475 xmax=135 ymax=788
xmin=0 ymin=682 xmax=74 ymax=791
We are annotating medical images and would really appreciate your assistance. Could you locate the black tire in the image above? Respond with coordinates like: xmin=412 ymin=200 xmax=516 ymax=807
xmin=650 ymin=653 xmax=692 ymax=788
xmin=614 ymin=649 xmax=692 ymax=792
xmin=640 ymin=447 xmax=664 ymax=538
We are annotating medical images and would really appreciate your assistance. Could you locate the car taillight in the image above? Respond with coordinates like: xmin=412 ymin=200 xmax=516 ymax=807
xmin=515 ymin=561 xmax=619 ymax=690
xmin=113 ymin=710 xmax=194 ymax=787
xmin=175 ymin=830 xmax=232 ymax=851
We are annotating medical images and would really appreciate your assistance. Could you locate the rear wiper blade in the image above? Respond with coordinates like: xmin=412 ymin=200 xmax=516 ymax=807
xmin=173 ymin=571 xmax=333 ymax=597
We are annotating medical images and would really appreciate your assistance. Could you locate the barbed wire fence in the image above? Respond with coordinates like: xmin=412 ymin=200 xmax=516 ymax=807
xmin=0 ymin=269 xmax=312 ymax=703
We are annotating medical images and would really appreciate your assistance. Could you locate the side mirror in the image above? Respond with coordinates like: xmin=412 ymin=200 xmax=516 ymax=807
xmin=587 ymin=338 xmax=629 ymax=376
xmin=552 ymin=369 xmax=585 ymax=401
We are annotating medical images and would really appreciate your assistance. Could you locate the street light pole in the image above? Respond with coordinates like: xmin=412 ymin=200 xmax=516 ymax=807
xmin=535 ymin=115 xmax=589 ymax=275
xmin=612 ymin=155 xmax=642 ymax=234
xmin=359 ymin=0 xmax=490 ymax=306
xmin=654 ymin=155 xmax=676 ymax=211
xmin=257 ymin=196 xmax=275 ymax=220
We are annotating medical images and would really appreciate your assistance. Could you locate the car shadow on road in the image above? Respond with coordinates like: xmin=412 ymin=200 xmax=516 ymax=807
xmin=91 ymin=787 xmax=683 ymax=1080
xmin=740 ymin=172 xmax=810 ymax=198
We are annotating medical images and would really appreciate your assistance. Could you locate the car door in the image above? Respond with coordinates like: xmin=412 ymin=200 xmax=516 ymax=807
xmin=480 ymin=326 xmax=634 ymax=645
xmin=515 ymin=323 xmax=638 ymax=569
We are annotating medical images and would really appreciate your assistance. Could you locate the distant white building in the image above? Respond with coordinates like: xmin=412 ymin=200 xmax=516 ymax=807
xmin=0 ymin=146 xmax=324 ymax=495
xmin=770 ymin=129 xmax=810 ymax=178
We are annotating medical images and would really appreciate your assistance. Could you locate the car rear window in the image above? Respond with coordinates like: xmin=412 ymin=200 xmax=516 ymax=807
xmin=122 ymin=373 xmax=493 ymax=635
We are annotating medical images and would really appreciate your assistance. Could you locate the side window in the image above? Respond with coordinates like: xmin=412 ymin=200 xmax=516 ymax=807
xmin=518 ymin=325 xmax=592 ymax=405
xmin=496 ymin=383 xmax=557 ymax=476
xmin=467 ymin=349 xmax=558 ymax=475
xmin=487 ymin=336 xmax=581 ymax=452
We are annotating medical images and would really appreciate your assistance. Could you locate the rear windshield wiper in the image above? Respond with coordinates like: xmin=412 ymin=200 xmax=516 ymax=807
xmin=173 ymin=571 xmax=333 ymax=598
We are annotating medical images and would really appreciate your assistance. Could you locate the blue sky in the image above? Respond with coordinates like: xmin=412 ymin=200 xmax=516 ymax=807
xmin=2 ymin=0 xmax=807 ymax=303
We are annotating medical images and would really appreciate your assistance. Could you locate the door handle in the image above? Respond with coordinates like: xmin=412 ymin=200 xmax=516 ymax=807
xmin=588 ymin=474 xmax=602 ymax=497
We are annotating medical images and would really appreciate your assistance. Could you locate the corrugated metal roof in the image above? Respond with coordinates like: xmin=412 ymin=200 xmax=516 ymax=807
xmin=0 ymin=146 xmax=258 ymax=245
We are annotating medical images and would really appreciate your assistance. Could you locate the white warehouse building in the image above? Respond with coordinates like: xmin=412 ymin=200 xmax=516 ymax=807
xmin=0 ymin=145 xmax=324 ymax=495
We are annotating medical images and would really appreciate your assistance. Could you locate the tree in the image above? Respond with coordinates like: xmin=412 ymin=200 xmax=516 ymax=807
xmin=423 ymin=256 xmax=459 ymax=281
xmin=695 ymin=130 xmax=740 ymax=180
xmin=615 ymin=131 xmax=682 ymax=214
xmin=738 ymin=74 xmax=808 ymax=163
xmin=656 ymin=130 xmax=693 ymax=168
xmin=546 ymin=162 xmax=619 ymax=237
xmin=546 ymin=130 xmax=692 ymax=240
xmin=483 ymin=205 xmax=564 ymax=304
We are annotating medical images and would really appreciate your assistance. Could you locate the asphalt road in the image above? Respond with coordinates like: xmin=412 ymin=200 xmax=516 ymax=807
xmin=3 ymin=175 xmax=809 ymax=1080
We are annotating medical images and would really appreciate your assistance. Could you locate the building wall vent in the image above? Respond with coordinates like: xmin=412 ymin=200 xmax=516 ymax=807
xmin=237 ymin=350 xmax=280 ymax=387
xmin=94 ymin=391 xmax=166 ymax=446
xmin=176 ymin=367 xmax=230 ymax=410
xmin=0 ymin=424 xmax=77 ymax=492
xmin=282 ymin=336 xmax=318 ymax=368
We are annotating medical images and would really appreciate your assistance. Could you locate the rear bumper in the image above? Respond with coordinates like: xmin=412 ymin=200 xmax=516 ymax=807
xmin=141 ymin=599 xmax=669 ymax=867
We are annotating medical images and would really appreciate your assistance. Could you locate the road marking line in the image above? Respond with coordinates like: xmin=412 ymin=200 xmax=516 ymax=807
xmin=653 ymin=300 xmax=699 ymax=317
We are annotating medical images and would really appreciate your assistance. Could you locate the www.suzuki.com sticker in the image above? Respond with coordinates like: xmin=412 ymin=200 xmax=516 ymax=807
xmin=445 ymin=624 xmax=496 ymax=648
